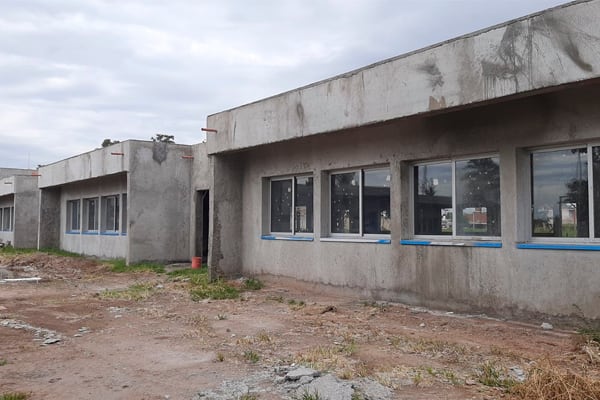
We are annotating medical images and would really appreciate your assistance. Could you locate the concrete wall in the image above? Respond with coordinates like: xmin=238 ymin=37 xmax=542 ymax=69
xmin=207 ymin=0 xmax=600 ymax=155
xmin=229 ymin=82 xmax=600 ymax=320
xmin=38 ymin=187 xmax=61 ymax=249
xmin=0 ymin=168 xmax=35 ymax=179
xmin=189 ymin=143 xmax=212 ymax=259
xmin=13 ymin=176 xmax=39 ymax=248
xmin=59 ymin=174 xmax=127 ymax=259
xmin=127 ymin=141 xmax=192 ymax=264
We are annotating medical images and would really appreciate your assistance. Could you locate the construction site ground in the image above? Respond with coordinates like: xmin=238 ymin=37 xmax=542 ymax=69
xmin=0 ymin=251 xmax=598 ymax=400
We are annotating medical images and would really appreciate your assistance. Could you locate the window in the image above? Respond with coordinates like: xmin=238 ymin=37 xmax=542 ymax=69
xmin=330 ymin=167 xmax=390 ymax=236
xmin=1 ymin=207 xmax=12 ymax=231
xmin=67 ymin=199 xmax=80 ymax=232
xmin=270 ymin=176 xmax=313 ymax=234
xmin=531 ymin=145 xmax=600 ymax=239
xmin=82 ymin=198 xmax=98 ymax=232
xmin=101 ymin=195 xmax=119 ymax=232
xmin=121 ymin=193 xmax=127 ymax=234
xmin=414 ymin=156 xmax=500 ymax=237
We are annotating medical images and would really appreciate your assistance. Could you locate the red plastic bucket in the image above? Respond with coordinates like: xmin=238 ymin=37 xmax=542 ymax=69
xmin=191 ymin=256 xmax=202 ymax=269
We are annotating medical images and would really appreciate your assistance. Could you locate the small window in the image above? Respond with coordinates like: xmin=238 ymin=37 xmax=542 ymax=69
xmin=330 ymin=167 xmax=391 ymax=236
xmin=82 ymin=198 xmax=98 ymax=232
xmin=270 ymin=176 xmax=313 ymax=234
xmin=67 ymin=199 xmax=81 ymax=232
xmin=121 ymin=193 xmax=127 ymax=234
xmin=413 ymin=156 xmax=500 ymax=237
xmin=1 ymin=207 xmax=11 ymax=231
xmin=101 ymin=195 xmax=119 ymax=232
xmin=531 ymin=146 xmax=600 ymax=239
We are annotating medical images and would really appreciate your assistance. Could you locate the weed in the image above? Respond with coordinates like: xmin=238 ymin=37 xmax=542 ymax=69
xmin=0 ymin=393 xmax=28 ymax=400
xmin=442 ymin=369 xmax=461 ymax=385
xmin=413 ymin=371 xmax=423 ymax=386
xmin=100 ymin=283 xmax=155 ymax=301
xmin=243 ymin=350 xmax=260 ymax=363
xmin=0 ymin=246 xmax=36 ymax=255
xmin=256 ymin=331 xmax=272 ymax=343
xmin=216 ymin=314 xmax=227 ymax=320
xmin=0 ymin=359 xmax=7 ymax=366
xmin=579 ymin=327 xmax=600 ymax=344
xmin=479 ymin=362 xmax=515 ymax=389
xmin=169 ymin=268 xmax=239 ymax=300
xmin=109 ymin=259 xmax=165 ymax=273
xmin=215 ymin=352 xmax=225 ymax=362
xmin=243 ymin=278 xmax=263 ymax=291
xmin=294 ymin=389 xmax=322 ymax=400
xmin=266 ymin=295 xmax=284 ymax=303
xmin=239 ymin=393 xmax=258 ymax=400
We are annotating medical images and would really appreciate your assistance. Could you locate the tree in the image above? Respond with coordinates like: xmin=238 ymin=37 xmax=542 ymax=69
xmin=101 ymin=139 xmax=120 ymax=147
xmin=151 ymin=134 xmax=175 ymax=143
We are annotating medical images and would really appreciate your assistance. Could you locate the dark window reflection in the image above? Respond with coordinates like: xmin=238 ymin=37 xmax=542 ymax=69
xmin=294 ymin=176 xmax=313 ymax=233
xmin=414 ymin=163 xmax=452 ymax=235
xmin=270 ymin=179 xmax=292 ymax=233
xmin=331 ymin=171 xmax=360 ymax=234
xmin=456 ymin=157 xmax=501 ymax=236
xmin=594 ymin=147 xmax=600 ymax=238
xmin=531 ymin=148 xmax=589 ymax=238
xmin=363 ymin=169 xmax=391 ymax=234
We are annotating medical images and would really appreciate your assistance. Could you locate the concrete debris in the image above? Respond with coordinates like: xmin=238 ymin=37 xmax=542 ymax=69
xmin=0 ymin=277 xmax=41 ymax=283
xmin=1 ymin=318 xmax=63 ymax=345
xmin=285 ymin=366 xmax=320 ymax=381
xmin=509 ymin=366 xmax=526 ymax=382
xmin=299 ymin=374 xmax=353 ymax=400
xmin=541 ymin=322 xmax=553 ymax=330
xmin=352 ymin=378 xmax=394 ymax=399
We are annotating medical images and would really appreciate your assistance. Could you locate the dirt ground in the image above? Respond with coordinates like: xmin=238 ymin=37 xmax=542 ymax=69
xmin=0 ymin=252 xmax=598 ymax=400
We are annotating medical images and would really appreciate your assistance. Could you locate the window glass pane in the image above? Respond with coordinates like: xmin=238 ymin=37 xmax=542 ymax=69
xmin=2 ymin=208 xmax=9 ymax=231
xmin=270 ymin=179 xmax=292 ymax=232
xmin=331 ymin=171 xmax=360 ymax=234
xmin=83 ymin=198 xmax=98 ymax=231
xmin=363 ymin=169 xmax=391 ymax=234
xmin=102 ymin=196 xmax=119 ymax=232
xmin=121 ymin=194 xmax=127 ymax=234
xmin=531 ymin=148 xmax=588 ymax=238
xmin=593 ymin=147 xmax=600 ymax=238
xmin=68 ymin=200 xmax=80 ymax=231
xmin=294 ymin=176 xmax=313 ymax=233
xmin=456 ymin=157 xmax=501 ymax=236
xmin=414 ymin=163 xmax=452 ymax=235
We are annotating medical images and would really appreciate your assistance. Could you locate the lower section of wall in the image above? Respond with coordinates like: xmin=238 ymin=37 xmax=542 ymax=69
xmin=61 ymin=233 xmax=127 ymax=259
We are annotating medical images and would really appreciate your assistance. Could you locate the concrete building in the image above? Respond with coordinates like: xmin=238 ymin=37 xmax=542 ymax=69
xmin=0 ymin=169 xmax=39 ymax=248
xmin=204 ymin=1 xmax=600 ymax=320
xmin=37 ymin=140 xmax=196 ymax=264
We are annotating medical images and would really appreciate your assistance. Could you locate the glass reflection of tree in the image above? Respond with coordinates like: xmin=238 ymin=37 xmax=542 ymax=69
xmin=562 ymin=148 xmax=588 ymax=237
xmin=459 ymin=158 xmax=500 ymax=236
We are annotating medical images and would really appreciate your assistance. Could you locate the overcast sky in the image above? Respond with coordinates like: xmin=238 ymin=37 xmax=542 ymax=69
xmin=0 ymin=0 xmax=569 ymax=169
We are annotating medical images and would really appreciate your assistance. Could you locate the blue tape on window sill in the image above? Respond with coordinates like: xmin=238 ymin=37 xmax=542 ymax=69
xmin=100 ymin=232 xmax=120 ymax=236
xmin=82 ymin=231 xmax=99 ymax=235
xmin=517 ymin=243 xmax=600 ymax=251
xmin=261 ymin=235 xmax=314 ymax=241
xmin=320 ymin=238 xmax=391 ymax=244
xmin=401 ymin=239 xmax=502 ymax=248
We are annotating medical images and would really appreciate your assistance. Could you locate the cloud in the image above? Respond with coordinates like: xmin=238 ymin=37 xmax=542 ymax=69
xmin=0 ymin=0 xmax=567 ymax=168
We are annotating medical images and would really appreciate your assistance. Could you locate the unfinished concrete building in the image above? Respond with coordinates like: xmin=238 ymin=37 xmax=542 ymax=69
xmin=37 ymin=140 xmax=195 ymax=263
xmin=205 ymin=1 xmax=600 ymax=319
xmin=0 ymin=169 xmax=39 ymax=248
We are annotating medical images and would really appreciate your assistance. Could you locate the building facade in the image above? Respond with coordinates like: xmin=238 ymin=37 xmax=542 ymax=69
xmin=0 ymin=170 xmax=39 ymax=248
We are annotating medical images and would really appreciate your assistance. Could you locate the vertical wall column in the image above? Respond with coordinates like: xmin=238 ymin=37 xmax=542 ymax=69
xmin=37 ymin=187 xmax=61 ymax=249
xmin=209 ymin=153 xmax=243 ymax=279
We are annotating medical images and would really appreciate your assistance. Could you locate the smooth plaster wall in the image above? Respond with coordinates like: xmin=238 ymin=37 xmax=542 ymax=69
xmin=13 ymin=176 xmax=40 ymax=248
xmin=208 ymin=0 xmax=600 ymax=155
xmin=232 ymin=83 xmax=600 ymax=319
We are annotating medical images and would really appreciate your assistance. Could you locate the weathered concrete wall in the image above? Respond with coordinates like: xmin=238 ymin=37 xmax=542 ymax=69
xmin=38 ymin=142 xmax=129 ymax=188
xmin=0 ymin=168 xmax=35 ymax=179
xmin=189 ymin=143 xmax=212 ymax=259
xmin=233 ymin=83 xmax=600 ymax=319
xmin=127 ymin=141 xmax=192 ymax=264
xmin=38 ymin=187 xmax=61 ymax=249
xmin=59 ymin=174 xmax=127 ymax=259
xmin=209 ymin=153 xmax=243 ymax=278
xmin=13 ymin=176 xmax=40 ymax=248
xmin=207 ymin=0 xmax=600 ymax=155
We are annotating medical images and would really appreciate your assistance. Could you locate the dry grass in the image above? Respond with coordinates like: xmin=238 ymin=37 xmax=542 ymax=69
xmin=511 ymin=360 xmax=600 ymax=400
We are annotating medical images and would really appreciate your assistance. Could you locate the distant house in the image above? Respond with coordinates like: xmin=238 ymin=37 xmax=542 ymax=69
xmin=0 ymin=169 xmax=39 ymax=248
xmin=37 ymin=140 xmax=198 ymax=264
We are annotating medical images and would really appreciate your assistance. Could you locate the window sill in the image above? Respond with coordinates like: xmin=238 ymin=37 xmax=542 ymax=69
xmin=82 ymin=231 xmax=99 ymax=235
xmin=66 ymin=231 xmax=80 ymax=235
xmin=400 ymin=239 xmax=502 ymax=248
xmin=100 ymin=232 xmax=121 ymax=236
xmin=321 ymin=237 xmax=391 ymax=244
xmin=261 ymin=235 xmax=314 ymax=242
xmin=516 ymin=243 xmax=600 ymax=251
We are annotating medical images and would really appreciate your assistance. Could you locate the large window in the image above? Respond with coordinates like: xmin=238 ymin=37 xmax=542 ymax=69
xmin=531 ymin=146 xmax=600 ymax=239
xmin=83 ymin=198 xmax=98 ymax=232
xmin=330 ymin=167 xmax=390 ymax=236
xmin=414 ymin=156 xmax=500 ymax=237
xmin=101 ymin=195 xmax=119 ymax=232
xmin=270 ymin=176 xmax=313 ymax=234
xmin=67 ymin=199 xmax=80 ymax=232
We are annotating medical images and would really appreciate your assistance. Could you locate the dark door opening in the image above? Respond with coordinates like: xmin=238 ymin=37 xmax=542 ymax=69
xmin=195 ymin=190 xmax=209 ymax=260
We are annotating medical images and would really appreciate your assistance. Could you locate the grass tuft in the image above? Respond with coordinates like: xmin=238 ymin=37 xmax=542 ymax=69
xmin=0 ymin=393 xmax=29 ymax=400
xmin=109 ymin=259 xmax=165 ymax=273
xmin=243 ymin=278 xmax=264 ymax=291
xmin=243 ymin=350 xmax=260 ymax=363
xmin=100 ymin=283 xmax=156 ymax=301
xmin=168 ymin=268 xmax=239 ymax=300
xmin=478 ymin=361 xmax=516 ymax=389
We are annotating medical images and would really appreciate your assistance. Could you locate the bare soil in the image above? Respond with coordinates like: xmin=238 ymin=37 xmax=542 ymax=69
xmin=0 ymin=253 xmax=598 ymax=399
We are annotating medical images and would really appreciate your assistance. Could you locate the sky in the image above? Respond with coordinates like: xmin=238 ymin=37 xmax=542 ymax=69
xmin=0 ymin=0 xmax=569 ymax=169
